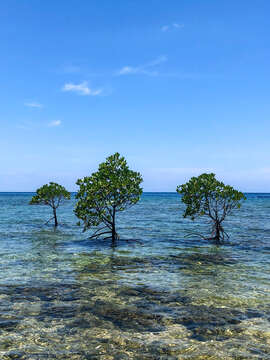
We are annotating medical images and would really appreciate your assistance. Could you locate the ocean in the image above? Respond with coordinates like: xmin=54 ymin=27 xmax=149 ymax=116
xmin=0 ymin=192 xmax=269 ymax=359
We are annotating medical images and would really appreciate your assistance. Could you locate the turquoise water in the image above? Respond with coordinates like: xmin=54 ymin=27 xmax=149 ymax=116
xmin=0 ymin=192 xmax=269 ymax=359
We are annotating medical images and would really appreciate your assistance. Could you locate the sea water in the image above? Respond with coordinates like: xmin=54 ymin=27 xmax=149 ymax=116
xmin=0 ymin=192 xmax=269 ymax=359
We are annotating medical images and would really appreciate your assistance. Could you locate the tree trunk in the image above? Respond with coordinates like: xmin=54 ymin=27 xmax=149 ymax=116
xmin=111 ymin=206 xmax=116 ymax=247
xmin=214 ymin=221 xmax=222 ymax=245
xmin=53 ymin=207 xmax=58 ymax=227
xmin=111 ymin=226 xmax=116 ymax=247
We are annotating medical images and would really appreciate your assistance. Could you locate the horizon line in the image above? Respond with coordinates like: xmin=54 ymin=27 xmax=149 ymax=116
xmin=0 ymin=191 xmax=269 ymax=194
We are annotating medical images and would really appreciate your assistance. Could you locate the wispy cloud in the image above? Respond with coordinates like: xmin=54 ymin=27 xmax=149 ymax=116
xmin=62 ymin=81 xmax=102 ymax=96
xmin=116 ymin=55 xmax=167 ymax=76
xmin=24 ymin=102 xmax=43 ymax=108
xmin=17 ymin=119 xmax=62 ymax=130
xmin=173 ymin=23 xmax=184 ymax=29
xmin=161 ymin=23 xmax=184 ymax=32
xmin=16 ymin=122 xmax=33 ymax=130
xmin=161 ymin=25 xmax=169 ymax=32
xmin=48 ymin=120 xmax=61 ymax=127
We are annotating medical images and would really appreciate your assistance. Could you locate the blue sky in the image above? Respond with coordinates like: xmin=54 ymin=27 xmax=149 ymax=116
xmin=1 ymin=0 xmax=270 ymax=191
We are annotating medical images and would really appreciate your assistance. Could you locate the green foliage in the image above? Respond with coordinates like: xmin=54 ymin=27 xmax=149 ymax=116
xmin=30 ymin=182 xmax=70 ymax=226
xmin=176 ymin=173 xmax=246 ymax=243
xmin=75 ymin=152 xmax=143 ymax=242
xmin=30 ymin=182 xmax=70 ymax=207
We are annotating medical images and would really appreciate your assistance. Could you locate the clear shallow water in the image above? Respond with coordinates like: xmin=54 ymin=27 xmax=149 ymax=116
xmin=0 ymin=192 xmax=269 ymax=359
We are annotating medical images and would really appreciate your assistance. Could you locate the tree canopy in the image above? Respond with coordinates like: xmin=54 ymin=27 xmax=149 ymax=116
xmin=176 ymin=173 xmax=246 ymax=244
xmin=75 ymin=152 xmax=143 ymax=245
xmin=29 ymin=182 xmax=70 ymax=227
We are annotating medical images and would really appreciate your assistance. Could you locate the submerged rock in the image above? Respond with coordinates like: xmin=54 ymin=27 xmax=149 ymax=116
xmin=92 ymin=299 xmax=165 ymax=332
xmin=0 ymin=320 xmax=19 ymax=331
xmin=3 ymin=350 xmax=26 ymax=360
xmin=174 ymin=305 xmax=245 ymax=341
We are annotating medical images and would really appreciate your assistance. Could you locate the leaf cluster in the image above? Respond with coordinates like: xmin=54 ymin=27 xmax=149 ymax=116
xmin=74 ymin=152 xmax=143 ymax=232
xmin=176 ymin=173 xmax=246 ymax=222
xmin=29 ymin=182 xmax=70 ymax=208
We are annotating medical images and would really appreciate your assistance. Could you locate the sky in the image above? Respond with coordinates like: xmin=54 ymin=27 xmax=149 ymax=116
xmin=0 ymin=0 xmax=270 ymax=192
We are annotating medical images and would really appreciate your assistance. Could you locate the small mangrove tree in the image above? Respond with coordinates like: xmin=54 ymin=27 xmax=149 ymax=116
xmin=176 ymin=173 xmax=246 ymax=244
xmin=75 ymin=152 xmax=143 ymax=245
xmin=29 ymin=182 xmax=70 ymax=227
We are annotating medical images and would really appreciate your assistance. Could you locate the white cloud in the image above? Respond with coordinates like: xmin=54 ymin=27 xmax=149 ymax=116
xmin=62 ymin=81 xmax=102 ymax=96
xmin=117 ymin=55 xmax=167 ymax=76
xmin=48 ymin=120 xmax=61 ymax=127
xmin=118 ymin=66 xmax=136 ymax=75
xmin=161 ymin=23 xmax=184 ymax=32
xmin=24 ymin=102 xmax=43 ymax=108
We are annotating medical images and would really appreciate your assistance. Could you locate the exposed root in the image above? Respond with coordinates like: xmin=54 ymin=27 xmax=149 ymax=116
xmin=44 ymin=216 xmax=55 ymax=225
